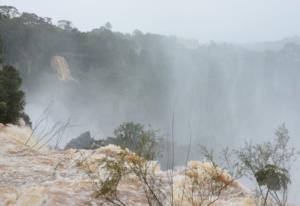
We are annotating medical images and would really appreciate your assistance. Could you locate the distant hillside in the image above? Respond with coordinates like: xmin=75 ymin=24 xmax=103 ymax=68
xmin=0 ymin=123 xmax=253 ymax=205
xmin=1 ymin=5 xmax=300 ymax=152
xmin=243 ymin=36 xmax=300 ymax=51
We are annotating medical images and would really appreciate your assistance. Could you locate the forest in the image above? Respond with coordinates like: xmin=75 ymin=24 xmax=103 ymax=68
xmin=0 ymin=4 xmax=300 ymax=205
xmin=1 ymin=6 xmax=300 ymax=148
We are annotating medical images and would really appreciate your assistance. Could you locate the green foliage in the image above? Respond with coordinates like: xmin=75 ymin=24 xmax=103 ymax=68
xmin=112 ymin=122 xmax=159 ymax=160
xmin=0 ymin=65 xmax=25 ymax=124
xmin=255 ymin=164 xmax=290 ymax=191
xmin=237 ymin=124 xmax=297 ymax=206
xmin=89 ymin=125 xmax=297 ymax=206
xmin=0 ymin=6 xmax=19 ymax=19
xmin=64 ymin=122 xmax=160 ymax=160
xmin=96 ymin=159 xmax=125 ymax=196
xmin=0 ymin=8 xmax=173 ymax=120
xmin=237 ymin=124 xmax=297 ymax=175
xmin=92 ymin=149 xmax=165 ymax=206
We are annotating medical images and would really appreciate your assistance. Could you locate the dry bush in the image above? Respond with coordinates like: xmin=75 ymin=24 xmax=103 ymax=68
xmin=84 ymin=144 xmax=239 ymax=206
xmin=90 ymin=149 xmax=167 ymax=206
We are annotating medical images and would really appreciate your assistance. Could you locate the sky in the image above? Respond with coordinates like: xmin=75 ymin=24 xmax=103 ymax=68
xmin=1 ymin=0 xmax=300 ymax=43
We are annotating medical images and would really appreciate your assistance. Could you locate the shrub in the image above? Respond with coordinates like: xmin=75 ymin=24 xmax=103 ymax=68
xmin=255 ymin=164 xmax=290 ymax=191
xmin=64 ymin=122 xmax=161 ymax=161
xmin=237 ymin=124 xmax=297 ymax=206
xmin=111 ymin=122 xmax=160 ymax=160
xmin=92 ymin=149 xmax=166 ymax=206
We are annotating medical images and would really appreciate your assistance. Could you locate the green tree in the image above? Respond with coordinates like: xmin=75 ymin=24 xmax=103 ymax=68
xmin=0 ymin=6 xmax=19 ymax=18
xmin=112 ymin=122 xmax=159 ymax=160
xmin=0 ymin=65 xmax=25 ymax=124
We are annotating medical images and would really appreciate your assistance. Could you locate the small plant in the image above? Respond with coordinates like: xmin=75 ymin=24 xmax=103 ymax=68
xmin=91 ymin=149 xmax=166 ymax=206
xmin=181 ymin=146 xmax=242 ymax=206
xmin=84 ymin=124 xmax=298 ymax=206
xmin=93 ymin=157 xmax=127 ymax=206
xmin=236 ymin=124 xmax=298 ymax=206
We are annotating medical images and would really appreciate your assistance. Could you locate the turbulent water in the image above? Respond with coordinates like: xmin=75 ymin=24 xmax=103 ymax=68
xmin=0 ymin=124 xmax=254 ymax=206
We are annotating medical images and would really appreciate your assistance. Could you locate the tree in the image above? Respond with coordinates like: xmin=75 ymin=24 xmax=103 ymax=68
xmin=0 ymin=65 xmax=25 ymax=124
xmin=63 ymin=122 xmax=161 ymax=160
xmin=0 ymin=6 xmax=19 ymax=18
xmin=104 ymin=22 xmax=112 ymax=30
xmin=20 ymin=12 xmax=42 ymax=25
xmin=236 ymin=124 xmax=297 ymax=206
xmin=112 ymin=122 xmax=159 ymax=160
xmin=57 ymin=20 xmax=73 ymax=30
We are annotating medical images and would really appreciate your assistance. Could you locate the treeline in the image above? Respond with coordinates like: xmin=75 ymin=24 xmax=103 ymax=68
xmin=0 ymin=6 xmax=177 ymax=128
xmin=0 ymin=5 xmax=174 ymax=94
xmin=1 ymin=5 xmax=300 ymax=149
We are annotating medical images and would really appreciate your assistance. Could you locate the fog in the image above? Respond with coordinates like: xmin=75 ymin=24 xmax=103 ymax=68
xmin=2 ymin=0 xmax=300 ymax=42
xmin=1 ymin=1 xmax=300 ymax=203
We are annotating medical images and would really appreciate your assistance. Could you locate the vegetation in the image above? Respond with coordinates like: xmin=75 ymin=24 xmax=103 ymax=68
xmin=91 ymin=149 xmax=166 ymax=206
xmin=84 ymin=133 xmax=239 ymax=206
xmin=236 ymin=124 xmax=298 ymax=206
xmin=82 ymin=125 xmax=297 ymax=206
xmin=0 ymin=34 xmax=28 ymax=125
xmin=90 ymin=146 xmax=237 ymax=206
xmin=255 ymin=164 xmax=290 ymax=206
xmin=0 ymin=64 xmax=25 ymax=124
xmin=1 ymin=5 xmax=300 ymax=145
xmin=0 ymin=5 xmax=299 ymax=206
xmin=110 ymin=122 xmax=160 ymax=160
xmin=65 ymin=122 xmax=160 ymax=160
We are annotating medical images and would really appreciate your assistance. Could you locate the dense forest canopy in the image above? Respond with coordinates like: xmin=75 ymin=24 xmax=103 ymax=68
xmin=1 ymin=5 xmax=300 ymax=154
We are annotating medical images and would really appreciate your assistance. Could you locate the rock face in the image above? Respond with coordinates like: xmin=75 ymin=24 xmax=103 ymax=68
xmin=0 ymin=124 xmax=255 ymax=206
xmin=64 ymin=131 xmax=94 ymax=150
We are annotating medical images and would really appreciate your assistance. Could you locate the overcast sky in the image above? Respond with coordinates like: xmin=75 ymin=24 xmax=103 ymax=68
xmin=1 ymin=0 xmax=300 ymax=43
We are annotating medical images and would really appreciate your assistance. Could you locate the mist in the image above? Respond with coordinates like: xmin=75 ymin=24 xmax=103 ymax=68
xmin=3 ymin=0 xmax=300 ymax=43
xmin=1 ymin=1 xmax=300 ymax=204
xmin=21 ymin=36 xmax=300 ymax=202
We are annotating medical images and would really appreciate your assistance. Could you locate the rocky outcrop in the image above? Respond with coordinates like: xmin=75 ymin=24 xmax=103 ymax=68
xmin=64 ymin=131 xmax=95 ymax=150
xmin=0 ymin=124 xmax=255 ymax=206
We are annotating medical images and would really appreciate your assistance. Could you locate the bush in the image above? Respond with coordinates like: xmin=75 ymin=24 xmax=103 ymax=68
xmin=255 ymin=164 xmax=290 ymax=191
xmin=64 ymin=122 xmax=161 ymax=161
xmin=111 ymin=122 xmax=159 ymax=160
xmin=0 ymin=65 xmax=26 ymax=124
xmin=92 ymin=149 xmax=166 ymax=206
xmin=237 ymin=124 xmax=297 ymax=206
